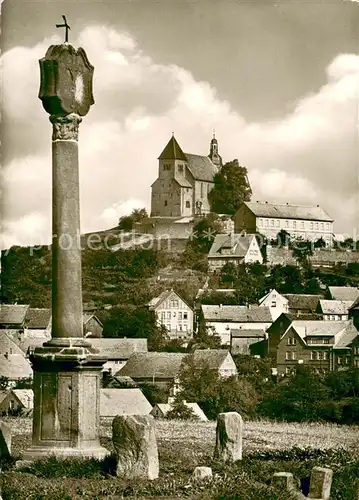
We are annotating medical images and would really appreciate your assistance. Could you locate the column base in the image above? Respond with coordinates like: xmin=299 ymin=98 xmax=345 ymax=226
xmin=22 ymin=444 xmax=109 ymax=461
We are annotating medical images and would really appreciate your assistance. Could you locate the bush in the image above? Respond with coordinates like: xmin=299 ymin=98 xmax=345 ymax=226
xmin=165 ymin=399 xmax=199 ymax=420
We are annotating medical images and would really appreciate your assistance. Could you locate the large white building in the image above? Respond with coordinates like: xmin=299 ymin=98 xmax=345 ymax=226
xmin=234 ymin=201 xmax=334 ymax=245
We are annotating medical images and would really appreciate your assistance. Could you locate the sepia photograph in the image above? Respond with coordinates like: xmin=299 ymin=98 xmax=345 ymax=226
xmin=0 ymin=0 xmax=359 ymax=498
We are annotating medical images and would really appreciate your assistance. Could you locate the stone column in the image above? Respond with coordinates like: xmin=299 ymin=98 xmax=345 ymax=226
xmin=22 ymin=42 xmax=108 ymax=460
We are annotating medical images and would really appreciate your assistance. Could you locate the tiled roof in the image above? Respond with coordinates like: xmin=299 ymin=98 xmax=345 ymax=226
xmin=196 ymin=288 xmax=236 ymax=299
xmin=148 ymin=290 xmax=173 ymax=309
xmin=116 ymin=352 xmax=186 ymax=379
xmin=83 ymin=313 xmax=103 ymax=327
xmin=201 ymin=304 xmax=272 ymax=323
xmin=0 ymin=390 xmax=8 ymax=405
xmin=24 ymin=308 xmax=51 ymax=329
xmin=185 ymin=153 xmax=217 ymax=182
xmin=328 ymin=286 xmax=359 ymax=302
xmin=174 ymin=178 xmax=193 ymax=188
xmin=151 ymin=402 xmax=208 ymax=421
xmin=12 ymin=389 xmax=34 ymax=408
xmin=333 ymin=322 xmax=359 ymax=349
xmin=318 ymin=300 xmax=352 ymax=315
xmin=289 ymin=320 xmax=350 ymax=340
xmin=100 ymin=388 xmax=152 ymax=417
xmin=0 ymin=332 xmax=33 ymax=380
xmin=243 ymin=201 xmax=333 ymax=221
xmin=230 ymin=329 xmax=266 ymax=338
xmin=0 ymin=304 xmax=29 ymax=326
xmin=158 ymin=136 xmax=187 ymax=161
xmin=208 ymin=234 xmax=256 ymax=259
xmin=283 ymin=294 xmax=324 ymax=312
xmin=190 ymin=349 xmax=231 ymax=370
xmin=89 ymin=338 xmax=148 ymax=360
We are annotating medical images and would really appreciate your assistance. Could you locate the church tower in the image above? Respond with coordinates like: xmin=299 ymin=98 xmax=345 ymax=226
xmin=208 ymin=133 xmax=222 ymax=168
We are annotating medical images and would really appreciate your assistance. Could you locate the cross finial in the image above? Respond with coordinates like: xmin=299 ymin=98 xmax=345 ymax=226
xmin=213 ymin=128 xmax=216 ymax=139
xmin=56 ymin=15 xmax=71 ymax=43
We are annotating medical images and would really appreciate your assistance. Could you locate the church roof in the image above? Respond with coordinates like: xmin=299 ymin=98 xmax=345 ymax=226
xmin=158 ymin=136 xmax=187 ymax=161
xmin=185 ymin=153 xmax=217 ymax=182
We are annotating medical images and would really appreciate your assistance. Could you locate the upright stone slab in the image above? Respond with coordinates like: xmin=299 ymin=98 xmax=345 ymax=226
xmin=22 ymin=33 xmax=108 ymax=461
xmin=0 ymin=421 xmax=11 ymax=458
xmin=308 ymin=467 xmax=333 ymax=500
xmin=112 ymin=414 xmax=159 ymax=480
xmin=213 ymin=411 xmax=243 ymax=463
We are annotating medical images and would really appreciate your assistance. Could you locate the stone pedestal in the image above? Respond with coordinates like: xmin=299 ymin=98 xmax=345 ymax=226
xmin=23 ymin=347 xmax=108 ymax=460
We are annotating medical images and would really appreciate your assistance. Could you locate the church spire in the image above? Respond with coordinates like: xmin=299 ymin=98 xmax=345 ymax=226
xmin=209 ymin=132 xmax=222 ymax=167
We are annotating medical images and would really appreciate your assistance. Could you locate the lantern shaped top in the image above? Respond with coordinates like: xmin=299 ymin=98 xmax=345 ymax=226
xmin=39 ymin=43 xmax=95 ymax=117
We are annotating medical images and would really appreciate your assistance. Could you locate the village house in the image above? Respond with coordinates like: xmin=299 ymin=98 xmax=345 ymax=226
xmin=100 ymin=388 xmax=152 ymax=418
xmin=89 ymin=338 xmax=148 ymax=375
xmin=147 ymin=289 xmax=193 ymax=342
xmin=0 ymin=389 xmax=33 ymax=416
xmin=230 ymin=329 xmax=267 ymax=356
xmin=0 ymin=332 xmax=33 ymax=385
xmin=327 ymin=286 xmax=359 ymax=302
xmin=200 ymin=304 xmax=272 ymax=345
xmin=83 ymin=313 xmax=103 ymax=338
xmin=234 ymin=201 xmax=334 ymax=246
xmin=316 ymin=300 xmax=352 ymax=321
xmin=267 ymin=313 xmax=359 ymax=376
xmin=208 ymin=233 xmax=263 ymax=272
xmin=136 ymin=134 xmax=222 ymax=239
xmin=117 ymin=349 xmax=237 ymax=393
xmin=282 ymin=294 xmax=324 ymax=316
xmin=0 ymin=304 xmax=29 ymax=329
xmin=258 ymin=289 xmax=289 ymax=321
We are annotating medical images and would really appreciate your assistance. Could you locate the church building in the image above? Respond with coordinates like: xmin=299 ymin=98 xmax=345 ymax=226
xmin=150 ymin=134 xmax=222 ymax=218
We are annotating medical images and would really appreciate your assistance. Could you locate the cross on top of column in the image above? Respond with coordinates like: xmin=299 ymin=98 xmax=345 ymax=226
xmin=56 ymin=15 xmax=71 ymax=43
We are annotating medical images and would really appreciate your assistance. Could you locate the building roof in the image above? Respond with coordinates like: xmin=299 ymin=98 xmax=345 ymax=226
xmin=151 ymin=402 xmax=208 ymax=421
xmin=89 ymin=338 xmax=148 ymax=360
xmin=190 ymin=349 xmax=232 ymax=370
xmin=0 ymin=304 xmax=29 ymax=326
xmin=100 ymin=388 xmax=152 ymax=417
xmin=158 ymin=136 xmax=187 ymax=161
xmin=208 ymin=234 xmax=256 ymax=259
xmin=0 ymin=390 xmax=8 ymax=405
xmin=148 ymin=289 xmax=192 ymax=311
xmin=258 ymin=289 xmax=288 ymax=306
xmin=201 ymin=304 xmax=272 ymax=323
xmin=174 ymin=178 xmax=193 ymax=188
xmin=12 ymin=389 xmax=34 ymax=408
xmin=116 ymin=352 xmax=186 ymax=379
xmin=333 ymin=322 xmax=359 ymax=349
xmin=83 ymin=313 xmax=103 ymax=327
xmin=289 ymin=320 xmax=351 ymax=341
xmin=283 ymin=294 xmax=324 ymax=312
xmin=0 ymin=333 xmax=33 ymax=380
xmin=185 ymin=153 xmax=217 ymax=182
xmin=318 ymin=300 xmax=353 ymax=315
xmin=328 ymin=286 xmax=359 ymax=302
xmin=242 ymin=201 xmax=333 ymax=222
xmin=24 ymin=308 xmax=51 ymax=329
xmin=230 ymin=329 xmax=266 ymax=338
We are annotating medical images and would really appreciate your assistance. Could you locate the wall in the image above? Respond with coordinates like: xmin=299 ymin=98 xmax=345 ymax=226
xmin=266 ymin=246 xmax=359 ymax=267
xmin=255 ymin=217 xmax=333 ymax=245
xmin=193 ymin=180 xmax=213 ymax=215
xmin=218 ymin=353 xmax=238 ymax=377
xmin=151 ymin=177 xmax=182 ymax=217
xmin=154 ymin=292 xmax=194 ymax=340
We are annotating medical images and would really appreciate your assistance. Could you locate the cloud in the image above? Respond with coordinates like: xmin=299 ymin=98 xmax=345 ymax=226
xmin=1 ymin=26 xmax=358 ymax=248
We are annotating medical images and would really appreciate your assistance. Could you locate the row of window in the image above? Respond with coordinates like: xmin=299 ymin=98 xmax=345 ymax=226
xmin=163 ymin=164 xmax=185 ymax=173
xmin=258 ymin=219 xmax=331 ymax=231
xmin=307 ymin=338 xmax=330 ymax=344
xmin=165 ymin=324 xmax=189 ymax=331
xmin=286 ymin=367 xmax=328 ymax=375
xmin=324 ymin=315 xmax=348 ymax=321
xmin=161 ymin=311 xmax=188 ymax=320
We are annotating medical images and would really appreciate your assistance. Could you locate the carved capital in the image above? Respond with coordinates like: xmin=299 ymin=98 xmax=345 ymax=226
xmin=50 ymin=113 xmax=82 ymax=141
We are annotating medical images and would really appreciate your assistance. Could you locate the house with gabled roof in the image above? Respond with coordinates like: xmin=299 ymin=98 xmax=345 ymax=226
xmin=234 ymin=201 xmax=334 ymax=246
xmin=200 ymin=304 xmax=272 ymax=345
xmin=316 ymin=300 xmax=352 ymax=321
xmin=83 ymin=313 xmax=103 ymax=338
xmin=24 ymin=308 xmax=51 ymax=331
xmin=327 ymin=286 xmax=359 ymax=302
xmin=230 ymin=329 xmax=267 ymax=356
xmin=148 ymin=289 xmax=193 ymax=341
xmin=282 ymin=294 xmax=324 ymax=316
xmin=0 ymin=304 xmax=29 ymax=329
xmin=258 ymin=289 xmax=289 ymax=321
xmin=0 ymin=388 xmax=34 ymax=416
xmin=208 ymin=233 xmax=263 ymax=272
xmin=89 ymin=338 xmax=148 ymax=375
xmin=151 ymin=398 xmax=208 ymax=421
xmin=0 ymin=332 xmax=33 ymax=384
xmin=267 ymin=313 xmax=359 ymax=376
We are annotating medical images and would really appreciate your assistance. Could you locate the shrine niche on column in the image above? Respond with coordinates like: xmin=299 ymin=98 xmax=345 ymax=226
xmin=23 ymin=22 xmax=108 ymax=460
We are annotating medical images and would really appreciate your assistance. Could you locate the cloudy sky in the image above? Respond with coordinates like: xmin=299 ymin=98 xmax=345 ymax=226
xmin=1 ymin=0 xmax=359 ymax=248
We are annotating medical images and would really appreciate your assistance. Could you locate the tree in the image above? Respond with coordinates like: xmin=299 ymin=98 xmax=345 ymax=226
xmin=314 ymin=237 xmax=326 ymax=249
xmin=166 ymin=398 xmax=198 ymax=420
xmin=208 ymin=159 xmax=252 ymax=215
xmin=118 ymin=207 xmax=148 ymax=231
xmin=266 ymin=264 xmax=303 ymax=294
xmin=274 ymin=230 xmax=291 ymax=247
xmin=291 ymin=239 xmax=314 ymax=268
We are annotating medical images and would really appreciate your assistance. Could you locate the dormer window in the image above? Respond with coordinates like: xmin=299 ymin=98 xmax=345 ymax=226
xmin=178 ymin=165 xmax=184 ymax=173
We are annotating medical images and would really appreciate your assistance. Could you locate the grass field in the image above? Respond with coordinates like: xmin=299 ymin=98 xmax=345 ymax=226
xmin=1 ymin=417 xmax=359 ymax=499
